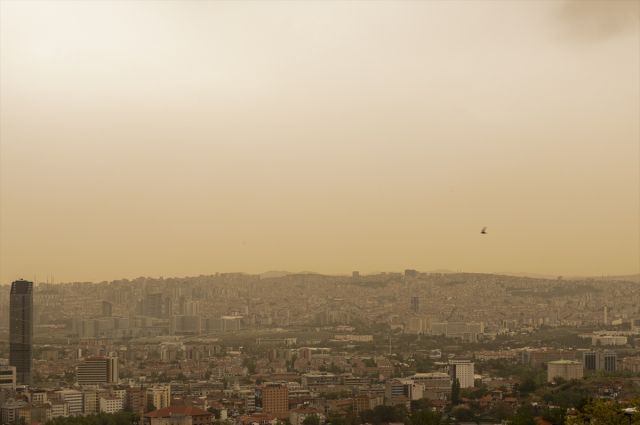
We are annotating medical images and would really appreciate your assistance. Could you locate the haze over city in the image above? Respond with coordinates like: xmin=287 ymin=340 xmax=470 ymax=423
xmin=0 ymin=2 xmax=639 ymax=425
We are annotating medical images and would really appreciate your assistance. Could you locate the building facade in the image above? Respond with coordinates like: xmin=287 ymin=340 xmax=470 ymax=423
xmin=449 ymin=357 xmax=474 ymax=388
xmin=547 ymin=361 xmax=584 ymax=382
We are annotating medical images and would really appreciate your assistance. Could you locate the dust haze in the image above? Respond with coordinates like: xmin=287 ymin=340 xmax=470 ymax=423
xmin=559 ymin=0 xmax=640 ymax=41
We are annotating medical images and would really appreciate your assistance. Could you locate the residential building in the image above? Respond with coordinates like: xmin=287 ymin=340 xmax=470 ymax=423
xmin=146 ymin=293 xmax=164 ymax=319
xmin=170 ymin=316 xmax=201 ymax=335
xmin=529 ymin=351 xmax=575 ymax=368
xmin=353 ymin=394 xmax=383 ymax=414
xmin=290 ymin=408 xmax=325 ymax=425
xmin=143 ymin=405 xmax=213 ymax=425
xmin=547 ymin=361 xmax=584 ymax=382
xmin=125 ymin=387 xmax=147 ymax=414
xmin=1 ymin=400 xmax=28 ymax=424
xmin=18 ymin=404 xmax=51 ymax=423
xmin=146 ymin=385 xmax=171 ymax=410
xmin=100 ymin=397 xmax=123 ymax=414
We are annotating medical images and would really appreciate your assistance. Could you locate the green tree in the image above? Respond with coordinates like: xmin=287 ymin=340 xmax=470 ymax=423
xmin=541 ymin=407 xmax=566 ymax=425
xmin=407 ymin=409 xmax=447 ymax=425
xmin=489 ymin=401 xmax=514 ymax=423
xmin=145 ymin=402 xmax=157 ymax=413
xmin=518 ymin=377 xmax=536 ymax=393
xmin=567 ymin=397 xmax=640 ymax=425
xmin=507 ymin=406 xmax=537 ymax=425
xmin=330 ymin=417 xmax=344 ymax=425
xmin=302 ymin=415 xmax=321 ymax=425
xmin=451 ymin=378 xmax=461 ymax=406
xmin=345 ymin=412 xmax=360 ymax=425
xmin=452 ymin=407 xmax=472 ymax=422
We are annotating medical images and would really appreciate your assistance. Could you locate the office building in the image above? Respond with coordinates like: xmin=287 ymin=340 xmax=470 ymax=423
xmin=102 ymin=301 xmax=113 ymax=318
xmin=146 ymin=293 xmax=163 ymax=319
xmin=547 ymin=360 xmax=583 ymax=382
xmin=584 ymin=350 xmax=617 ymax=372
xmin=449 ymin=357 xmax=474 ymax=388
xmin=10 ymin=279 xmax=33 ymax=386
xmin=77 ymin=356 xmax=119 ymax=385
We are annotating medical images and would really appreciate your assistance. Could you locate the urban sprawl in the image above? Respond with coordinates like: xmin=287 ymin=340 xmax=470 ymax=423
xmin=3 ymin=271 xmax=640 ymax=424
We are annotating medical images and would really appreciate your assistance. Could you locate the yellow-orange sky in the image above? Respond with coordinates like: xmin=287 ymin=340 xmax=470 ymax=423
xmin=1 ymin=1 xmax=638 ymax=283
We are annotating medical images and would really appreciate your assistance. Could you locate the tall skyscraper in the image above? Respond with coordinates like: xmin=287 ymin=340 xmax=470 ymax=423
xmin=410 ymin=296 xmax=420 ymax=313
xmin=102 ymin=301 xmax=113 ymax=318
xmin=10 ymin=279 xmax=33 ymax=386
xmin=164 ymin=298 xmax=173 ymax=319
xmin=146 ymin=293 xmax=163 ymax=318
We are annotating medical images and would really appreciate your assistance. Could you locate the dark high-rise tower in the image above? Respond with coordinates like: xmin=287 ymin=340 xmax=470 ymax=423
xmin=10 ymin=279 xmax=33 ymax=386
xmin=145 ymin=293 xmax=163 ymax=318
xmin=410 ymin=296 xmax=419 ymax=313
xmin=102 ymin=301 xmax=113 ymax=317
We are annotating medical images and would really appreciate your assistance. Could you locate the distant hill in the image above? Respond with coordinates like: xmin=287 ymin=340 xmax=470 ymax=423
xmin=492 ymin=272 xmax=640 ymax=283
xmin=259 ymin=270 xmax=293 ymax=278
xmin=259 ymin=270 xmax=322 ymax=278
xmin=493 ymin=271 xmax=559 ymax=279
xmin=568 ymin=273 xmax=640 ymax=283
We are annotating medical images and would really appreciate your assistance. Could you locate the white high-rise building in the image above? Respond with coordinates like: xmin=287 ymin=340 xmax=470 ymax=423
xmin=449 ymin=356 xmax=474 ymax=388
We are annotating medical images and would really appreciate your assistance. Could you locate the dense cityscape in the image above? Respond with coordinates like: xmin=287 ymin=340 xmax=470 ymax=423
xmin=2 ymin=270 xmax=640 ymax=424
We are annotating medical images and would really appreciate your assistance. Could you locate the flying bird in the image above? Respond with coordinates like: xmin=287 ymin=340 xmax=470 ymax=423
xmin=481 ymin=227 xmax=487 ymax=234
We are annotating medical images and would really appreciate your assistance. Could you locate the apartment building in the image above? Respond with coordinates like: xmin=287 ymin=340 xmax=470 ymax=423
xmin=547 ymin=361 xmax=584 ymax=382
xmin=353 ymin=394 xmax=383 ymax=414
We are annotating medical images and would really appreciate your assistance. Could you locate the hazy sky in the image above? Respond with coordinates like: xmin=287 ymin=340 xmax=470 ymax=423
xmin=1 ymin=1 xmax=639 ymax=283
